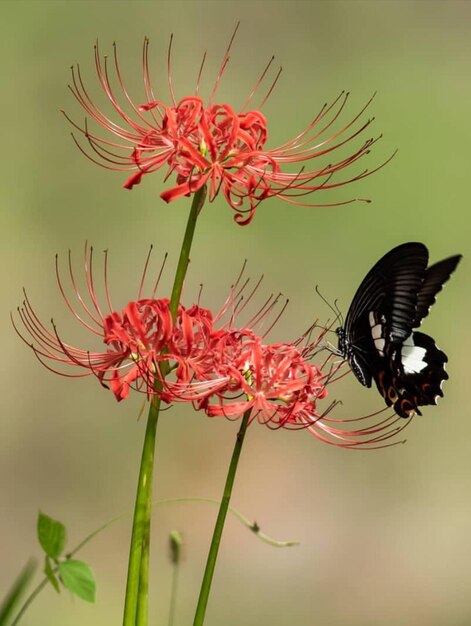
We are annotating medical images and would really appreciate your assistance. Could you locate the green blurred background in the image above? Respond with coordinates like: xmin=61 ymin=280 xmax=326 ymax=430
xmin=1 ymin=1 xmax=470 ymax=625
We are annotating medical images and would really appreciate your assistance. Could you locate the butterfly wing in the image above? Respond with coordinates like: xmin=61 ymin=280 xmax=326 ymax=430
xmin=339 ymin=242 xmax=461 ymax=416
xmin=374 ymin=332 xmax=448 ymax=418
xmin=414 ymin=254 xmax=462 ymax=326
xmin=373 ymin=254 xmax=461 ymax=417
xmin=342 ymin=242 xmax=429 ymax=387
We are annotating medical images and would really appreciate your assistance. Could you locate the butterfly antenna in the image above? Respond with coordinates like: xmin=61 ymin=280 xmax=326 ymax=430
xmin=333 ymin=298 xmax=344 ymax=328
xmin=315 ymin=285 xmax=343 ymax=329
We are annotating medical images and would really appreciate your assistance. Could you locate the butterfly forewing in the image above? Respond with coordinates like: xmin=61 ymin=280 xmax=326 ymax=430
xmin=345 ymin=242 xmax=429 ymax=345
xmin=414 ymin=255 xmax=462 ymax=326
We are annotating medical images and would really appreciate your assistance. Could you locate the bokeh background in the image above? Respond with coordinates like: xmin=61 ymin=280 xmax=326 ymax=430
xmin=1 ymin=1 xmax=470 ymax=625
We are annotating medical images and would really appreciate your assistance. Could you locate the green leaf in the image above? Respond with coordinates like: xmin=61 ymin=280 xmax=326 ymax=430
xmin=58 ymin=560 xmax=96 ymax=603
xmin=0 ymin=560 xmax=36 ymax=626
xmin=37 ymin=512 xmax=67 ymax=559
xmin=44 ymin=557 xmax=60 ymax=593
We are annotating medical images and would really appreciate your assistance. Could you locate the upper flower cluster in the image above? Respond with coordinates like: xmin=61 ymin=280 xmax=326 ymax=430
xmin=64 ymin=27 xmax=390 ymax=224
xmin=14 ymin=246 xmax=409 ymax=448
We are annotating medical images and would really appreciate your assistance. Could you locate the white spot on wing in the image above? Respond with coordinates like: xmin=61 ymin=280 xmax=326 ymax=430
xmin=369 ymin=316 xmax=385 ymax=355
xmin=401 ymin=343 xmax=427 ymax=374
xmin=375 ymin=338 xmax=385 ymax=355
xmin=371 ymin=324 xmax=382 ymax=340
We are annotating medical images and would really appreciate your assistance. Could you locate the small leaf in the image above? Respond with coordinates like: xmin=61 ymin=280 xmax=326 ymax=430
xmin=44 ymin=557 xmax=60 ymax=593
xmin=37 ymin=512 xmax=67 ymax=559
xmin=58 ymin=560 xmax=96 ymax=603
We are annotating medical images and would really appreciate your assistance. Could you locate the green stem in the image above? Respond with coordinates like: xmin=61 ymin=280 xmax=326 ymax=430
xmin=193 ymin=409 xmax=251 ymax=626
xmin=1 ymin=561 xmax=36 ymax=626
xmin=136 ymin=545 xmax=150 ymax=626
xmin=123 ymin=396 xmax=161 ymax=626
xmin=123 ymin=185 xmax=207 ymax=626
xmin=169 ymin=185 xmax=207 ymax=321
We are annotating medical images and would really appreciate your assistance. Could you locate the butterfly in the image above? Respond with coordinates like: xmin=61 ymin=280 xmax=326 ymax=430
xmin=336 ymin=242 xmax=462 ymax=418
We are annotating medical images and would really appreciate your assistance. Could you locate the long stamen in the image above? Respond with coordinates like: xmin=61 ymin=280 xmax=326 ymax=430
xmin=257 ymin=65 xmax=283 ymax=111
xmin=167 ymin=34 xmax=176 ymax=106
xmin=195 ymin=51 xmax=207 ymax=97
xmin=103 ymin=249 xmax=113 ymax=313
xmin=152 ymin=253 xmax=169 ymax=299
xmin=240 ymin=55 xmax=275 ymax=112
xmin=208 ymin=22 xmax=240 ymax=107
xmin=138 ymin=245 xmax=154 ymax=300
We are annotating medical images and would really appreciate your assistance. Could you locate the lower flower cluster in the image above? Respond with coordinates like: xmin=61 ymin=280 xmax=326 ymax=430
xmin=14 ymin=246 xmax=409 ymax=448
xmin=165 ymin=327 xmax=330 ymax=430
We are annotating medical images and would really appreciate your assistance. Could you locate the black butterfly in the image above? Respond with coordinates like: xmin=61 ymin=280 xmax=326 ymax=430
xmin=336 ymin=242 xmax=461 ymax=418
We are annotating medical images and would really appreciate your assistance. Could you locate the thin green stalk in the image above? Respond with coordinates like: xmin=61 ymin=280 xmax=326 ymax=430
xmin=193 ymin=409 xmax=251 ymax=626
xmin=123 ymin=185 xmax=207 ymax=626
xmin=157 ymin=499 xmax=299 ymax=548
xmin=167 ymin=530 xmax=182 ymax=626
xmin=167 ymin=559 xmax=180 ymax=626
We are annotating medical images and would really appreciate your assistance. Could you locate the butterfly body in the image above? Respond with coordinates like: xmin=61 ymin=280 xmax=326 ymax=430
xmin=337 ymin=243 xmax=461 ymax=418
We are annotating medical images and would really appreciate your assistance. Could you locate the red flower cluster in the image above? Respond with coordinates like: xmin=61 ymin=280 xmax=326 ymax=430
xmin=193 ymin=331 xmax=329 ymax=430
xmin=64 ymin=27 xmax=390 ymax=224
xmin=14 ymin=246 xmax=408 ymax=448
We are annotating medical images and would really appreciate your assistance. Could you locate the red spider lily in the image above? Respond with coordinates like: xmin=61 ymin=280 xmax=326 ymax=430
xmin=12 ymin=247 xmax=278 ymax=403
xmin=64 ymin=26 xmax=392 ymax=224
xmin=13 ymin=247 xmax=409 ymax=448
xmin=102 ymin=298 xmax=173 ymax=399
xmin=196 ymin=331 xmax=330 ymax=429
xmin=12 ymin=245 xmax=215 ymax=401
xmin=14 ymin=246 xmax=163 ymax=400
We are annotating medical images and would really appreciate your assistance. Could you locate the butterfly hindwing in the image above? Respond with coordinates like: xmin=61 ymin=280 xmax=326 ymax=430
xmin=373 ymin=331 xmax=448 ymax=418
